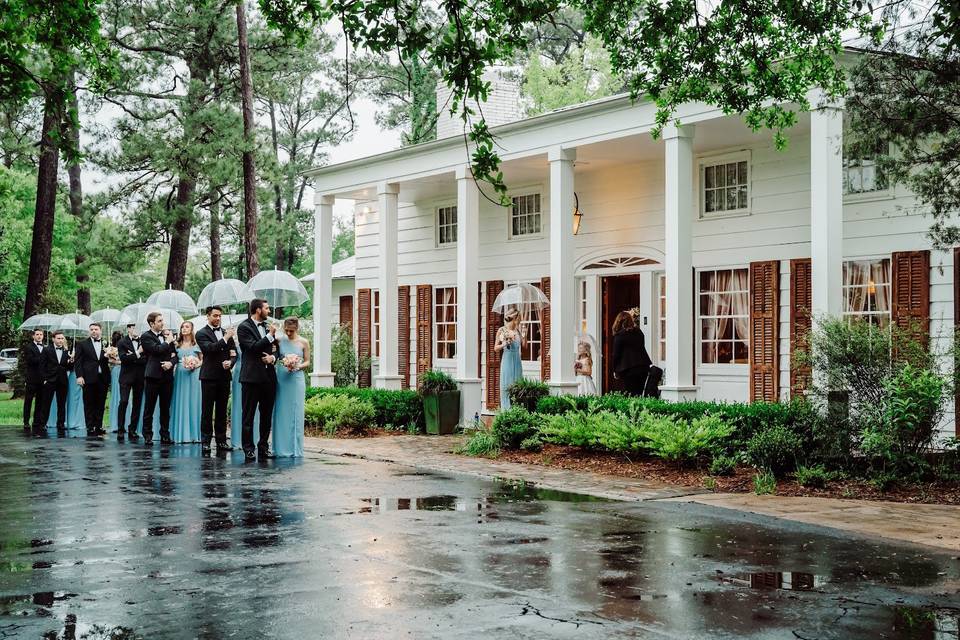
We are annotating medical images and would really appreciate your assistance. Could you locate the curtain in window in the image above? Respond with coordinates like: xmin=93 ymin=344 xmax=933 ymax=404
xmin=843 ymin=261 xmax=870 ymax=314
xmin=732 ymin=269 xmax=750 ymax=353
xmin=872 ymin=259 xmax=890 ymax=316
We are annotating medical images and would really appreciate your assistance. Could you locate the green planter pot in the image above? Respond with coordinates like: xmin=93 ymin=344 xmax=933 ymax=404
xmin=423 ymin=390 xmax=460 ymax=435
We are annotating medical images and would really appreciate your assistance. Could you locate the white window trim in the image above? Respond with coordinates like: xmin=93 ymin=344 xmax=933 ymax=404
xmin=695 ymin=265 xmax=751 ymax=373
xmin=506 ymin=186 xmax=547 ymax=241
xmin=433 ymin=285 xmax=457 ymax=364
xmin=841 ymin=255 xmax=892 ymax=328
xmin=696 ymin=150 xmax=752 ymax=220
xmin=434 ymin=201 xmax=458 ymax=248
xmin=843 ymin=142 xmax=894 ymax=203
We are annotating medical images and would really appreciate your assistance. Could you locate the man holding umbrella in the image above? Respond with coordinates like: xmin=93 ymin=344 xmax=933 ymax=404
xmin=196 ymin=306 xmax=237 ymax=456
xmin=141 ymin=312 xmax=178 ymax=445
xmin=237 ymin=299 xmax=279 ymax=461
xmin=116 ymin=323 xmax=146 ymax=441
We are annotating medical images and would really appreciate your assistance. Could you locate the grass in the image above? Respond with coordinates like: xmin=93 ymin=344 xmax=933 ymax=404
xmin=0 ymin=391 xmax=111 ymax=427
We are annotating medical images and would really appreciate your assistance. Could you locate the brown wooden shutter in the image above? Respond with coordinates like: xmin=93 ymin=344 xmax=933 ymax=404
xmin=485 ymin=280 xmax=504 ymax=409
xmin=398 ymin=285 xmax=410 ymax=390
xmin=339 ymin=295 xmax=354 ymax=330
xmin=357 ymin=288 xmax=372 ymax=387
xmin=539 ymin=277 xmax=551 ymax=382
xmin=954 ymin=247 xmax=960 ymax=436
xmin=789 ymin=258 xmax=813 ymax=396
xmin=749 ymin=260 xmax=780 ymax=402
xmin=477 ymin=282 xmax=483 ymax=380
xmin=892 ymin=250 xmax=930 ymax=349
xmin=415 ymin=285 xmax=432 ymax=379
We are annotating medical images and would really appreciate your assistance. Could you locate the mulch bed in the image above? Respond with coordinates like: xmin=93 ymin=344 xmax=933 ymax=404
xmin=497 ymin=444 xmax=960 ymax=505
xmin=304 ymin=426 xmax=406 ymax=439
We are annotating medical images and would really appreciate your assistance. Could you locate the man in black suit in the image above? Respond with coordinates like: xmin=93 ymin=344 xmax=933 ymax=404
xmin=117 ymin=323 xmax=146 ymax=441
xmin=74 ymin=323 xmax=111 ymax=438
xmin=237 ymin=298 xmax=279 ymax=461
xmin=22 ymin=329 xmax=46 ymax=433
xmin=141 ymin=311 xmax=178 ymax=445
xmin=37 ymin=330 xmax=72 ymax=435
xmin=196 ymin=306 xmax=238 ymax=456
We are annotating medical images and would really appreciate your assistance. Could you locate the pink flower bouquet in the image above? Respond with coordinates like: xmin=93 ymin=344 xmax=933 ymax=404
xmin=282 ymin=353 xmax=302 ymax=372
xmin=182 ymin=355 xmax=201 ymax=371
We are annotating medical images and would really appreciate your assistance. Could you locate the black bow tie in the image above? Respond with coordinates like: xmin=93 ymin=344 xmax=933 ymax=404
xmin=92 ymin=339 xmax=101 ymax=343
xmin=34 ymin=343 xmax=42 ymax=347
xmin=257 ymin=322 xmax=267 ymax=328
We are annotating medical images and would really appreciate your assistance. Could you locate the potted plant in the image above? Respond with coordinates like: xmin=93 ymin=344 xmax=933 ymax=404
xmin=418 ymin=370 xmax=460 ymax=435
xmin=508 ymin=378 xmax=549 ymax=412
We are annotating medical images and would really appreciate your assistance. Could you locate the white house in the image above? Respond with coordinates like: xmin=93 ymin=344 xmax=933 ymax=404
xmin=304 ymin=57 xmax=956 ymax=433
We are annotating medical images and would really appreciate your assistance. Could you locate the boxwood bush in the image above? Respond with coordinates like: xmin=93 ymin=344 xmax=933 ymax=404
xmin=306 ymin=387 xmax=424 ymax=431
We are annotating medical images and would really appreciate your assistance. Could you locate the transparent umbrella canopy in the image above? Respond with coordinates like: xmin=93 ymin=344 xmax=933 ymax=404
xmin=574 ymin=331 xmax=599 ymax=359
xmin=189 ymin=313 xmax=246 ymax=329
xmin=197 ymin=279 xmax=255 ymax=310
xmin=91 ymin=308 xmax=125 ymax=334
xmin=146 ymin=287 xmax=198 ymax=316
xmin=19 ymin=313 xmax=62 ymax=331
xmin=119 ymin=302 xmax=152 ymax=327
xmin=55 ymin=313 xmax=94 ymax=338
xmin=247 ymin=269 xmax=309 ymax=308
xmin=126 ymin=306 xmax=185 ymax=334
xmin=491 ymin=283 xmax=549 ymax=316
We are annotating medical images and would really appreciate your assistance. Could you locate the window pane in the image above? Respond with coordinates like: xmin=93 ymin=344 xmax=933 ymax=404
xmin=702 ymin=342 xmax=717 ymax=363
xmin=705 ymin=165 xmax=714 ymax=189
xmin=700 ymin=270 xmax=714 ymax=291
xmin=737 ymin=184 xmax=748 ymax=209
xmin=734 ymin=341 xmax=749 ymax=363
xmin=727 ymin=187 xmax=738 ymax=210
xmin=704 ymin=189 xmax=715 ymax=213
xmin=701 ymin=318 xmax=717 ymax=341
xmin=717 ymin=341 xmax=733 ymax=364
xmin=738 ymin=161 xmax=747 ymax=182
xmin=727 ymin=162 xmax=738 ymax=186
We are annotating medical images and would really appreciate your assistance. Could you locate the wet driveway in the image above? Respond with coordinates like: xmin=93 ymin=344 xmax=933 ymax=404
xmin=0 ymin=430 xmax=958 ymax=639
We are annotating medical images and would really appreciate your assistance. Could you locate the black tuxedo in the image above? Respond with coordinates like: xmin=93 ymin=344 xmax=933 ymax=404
xmin=21 ymin=341 xmax=46 ymax=429
xmin=140 ymin=330 xmax=178 ymax=442
xmin=117 ymin=335 xmax=147 ymax=436
xmin=74 ymin=338 xmax=111 ymax=433
xmin=237 ymin=317 xmax=278 ymax=455
xmin=37 ymin=345 xmax=71 ymax=430
xmin=196 ymin=325 xmax=237 ymax=448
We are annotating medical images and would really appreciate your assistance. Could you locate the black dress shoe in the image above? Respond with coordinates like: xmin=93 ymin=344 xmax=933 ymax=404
xmin=216 ymin=443 xmax=233 ymax=452
xmin=33 ymin=429 xmax=48 ymax=438
xmin=127 ymin=431 xmax=139 ymax=441
xmin=95 ymin=428 xmax=107 ymax=437
xmin=201 ymin=445 xmax=211 ymax=456
xmin=56 ymin=428 xmax=66 ymax=437
xmin=117 ymin=432 xmax=125 ymax=441
xmin=143 ymin=438 xmax=154 ymax=446
xmin=258 ymin=449 xmax=275 ymax=460
xmin=160 ymin=437 xmax=174 ymax=445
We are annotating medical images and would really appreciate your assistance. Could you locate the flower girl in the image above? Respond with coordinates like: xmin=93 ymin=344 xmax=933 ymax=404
xmin=575 ymin=341 xmax=598 ymax=396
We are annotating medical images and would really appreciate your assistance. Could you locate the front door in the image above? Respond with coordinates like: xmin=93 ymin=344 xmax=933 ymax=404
xmin=601 ymin=274 xmax=641 ymax=394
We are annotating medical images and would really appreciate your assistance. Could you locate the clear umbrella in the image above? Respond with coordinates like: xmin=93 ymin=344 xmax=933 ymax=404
xmin=19 ymin=313 xmax=62 ymax=331
xmin=146 ymin=287 xmax=198 ymax=316
xmin=91 ymin=308 xmax=125 ymax=334
xmin=574 ymin=331 xmax=599 ymax=360
xmin=491 ymin=283 xmax=549 ymax=316
xmin=127 ymin=306 xmax=185 ymax=334
xmin=247 ymin=268 xmax=309 ymax=308
xmin=189 ymin=313 xmax=246 ymax=329
xmin=197 ymin=279 xmax=255 ymax=310
xmin=119 ymin=302 xmax=151 ymax=327
xmin=55 ymin=313 xmax=94 ymax=338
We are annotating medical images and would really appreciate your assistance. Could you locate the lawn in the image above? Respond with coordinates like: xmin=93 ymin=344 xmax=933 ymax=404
xmin=0 ymin=392 xmax=23 ymax=426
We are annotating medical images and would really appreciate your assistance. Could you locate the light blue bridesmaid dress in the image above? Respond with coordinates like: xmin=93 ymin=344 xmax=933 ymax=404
xmin=66 ymin=371 xmax=86 ymax=430
xmin=230 ymin=344 xmax=257 ymax=448
xmin=499 ymin=333 xmax=523 ymax=409
xmin=109 ymin=364 xmax=121 ymax=432
xmin=170 ymin=345 xmax=202 ymax=443
xmin=272 ymin=336 xmax=305 ymax=457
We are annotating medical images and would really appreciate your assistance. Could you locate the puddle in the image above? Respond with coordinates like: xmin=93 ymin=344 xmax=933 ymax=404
xmin=720 ymin=571 xmax=829 ymax=591
xmin=145 ymin=525 xmax=183 ymax=537
xmin=0 ymin=591 xmax=78 ymax=612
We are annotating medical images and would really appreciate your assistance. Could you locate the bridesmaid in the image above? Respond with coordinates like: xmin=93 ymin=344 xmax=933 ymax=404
xmin=170 ymin=321 xmax=202 ymax=443
xmin=108 ymin=331 xmax=123 ymax=435
xmin=493 ymin=308 xmax=525 ymax=409
xmin=230 ymin=336 xmax=258 ymax=449
xmin=272 ymin=317 xmax=309 ymax=458
xmin=66 ymin=341 xmax=85 ymax=431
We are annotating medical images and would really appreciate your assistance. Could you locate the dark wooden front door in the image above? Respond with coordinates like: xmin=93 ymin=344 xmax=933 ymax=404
xmin=601 ymin=274 xmax=641 ymax=394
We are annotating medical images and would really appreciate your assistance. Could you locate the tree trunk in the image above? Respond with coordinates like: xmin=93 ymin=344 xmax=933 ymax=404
xmin=237 ymin=0 xmax=259 ymax=277
xmin=209 ymin=188 xmax=222 ymax=281
xmin=268 ymin=100 xmax=285 ymax=270
xmin=23 ymin=83 xmax=64 ymax=320
xmin=165 ymin=176 xmax=195 ymax=289
xmin=65 ymin=70 xmax=90 ymax=314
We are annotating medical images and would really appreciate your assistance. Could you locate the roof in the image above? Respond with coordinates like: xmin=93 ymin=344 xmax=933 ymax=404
xmin=299 ymin=255 xmax=355 ymax=283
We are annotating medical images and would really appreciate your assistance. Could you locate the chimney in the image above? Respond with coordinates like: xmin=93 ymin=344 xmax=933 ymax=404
xmin=435 ymin=68 xmax=522 ymax=139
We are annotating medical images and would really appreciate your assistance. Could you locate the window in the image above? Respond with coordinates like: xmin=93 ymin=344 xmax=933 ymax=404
xmin=699 ymin=268 xmax=750 ymax=365
xmin=658 ymin=274 xmax=666 ymax=362
xmin=578 ymin=279 xmax=588 ymax=333
xmin=434 ymin=287 xmax=457 ymax=360
xmin=842 ymin=259 xmax=891 ymax=328
xmin=437 ymin=204 xmax=457 ymax=245
xmin=503 ymin=280 xmax=543 ymax=362
xmin=844 ymin=142 xmax=888 ymax=195
xmin=701 ymin=158 xmax=749 ymax=216
xmin=372 ymin=290 xmax=380 ymax=357
xmin=510 ymin=193 xmax=542 ymax=237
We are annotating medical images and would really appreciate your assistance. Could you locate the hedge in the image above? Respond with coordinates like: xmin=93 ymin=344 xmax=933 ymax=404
xmin=306 ymin=387 xmax=424 ymax=430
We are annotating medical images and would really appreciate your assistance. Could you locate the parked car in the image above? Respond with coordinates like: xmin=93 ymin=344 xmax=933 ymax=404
xmin=0 ymin=348 xmax=17 ymax=382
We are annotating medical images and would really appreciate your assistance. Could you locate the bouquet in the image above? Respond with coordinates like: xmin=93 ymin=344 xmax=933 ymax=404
xmin=182 ymin=355 xmax=201 ymax=372
xmin=104 ymin=346 xmax=120 ymax=365
xmin=282 ymin=353 xmax=302 ymax=372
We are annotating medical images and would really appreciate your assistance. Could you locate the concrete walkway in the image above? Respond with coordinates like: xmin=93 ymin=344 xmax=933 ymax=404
xmin=305 ymin=433 xmax=960 ymax=553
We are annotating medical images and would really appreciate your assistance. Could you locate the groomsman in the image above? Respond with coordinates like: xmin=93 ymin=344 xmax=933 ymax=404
xmin=22 ymin=329 xmax=47 ymax=433
xmin=196 ymin=306 xmax=237 ymax=456
xmin=141 ymin=312 xmax=178 ymax=445
xmin=237 ymin=299 xmax=278 ymax=461
xmin=38 ymin=330 xmax=72 ymax=434
xmin=74 ymin=323 xmax=111 ymax=438
xmin=117 ymin=323 xmax=146 ymax=441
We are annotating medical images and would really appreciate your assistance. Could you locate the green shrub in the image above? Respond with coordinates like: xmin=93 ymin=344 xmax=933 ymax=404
xmin=746 ymin=424 xmax=803 ymax=476
xmin=455 ymin=429 xmax=501 ymax=458
xmin=508 ymin=379 xmax=550 ymax=411
xmin=329 ymin=398 xmax=376 ymax=434
xmin=535 ymin=394 xmax=586 ymax=415
xmin=593 ymin=412 xmax=648 ymax=452
xmin=331 ymin=324 xmax=358 ymax=387
xmin=709 ymin=454 xmax=738 ymax=476
xmin=539 ymin=410 xmax=605 ymax=448
xmin=306 ymin=387 xmax=423 ymax=430
xmin=491 ymin=407 xmax=540 ymax=449
xmin=417 ymin=369 xmax=458 ymax=395
xmin=794 ymin=465 xmax=834 ymax=488
xmin=640 ymin=413 xmax=734 ymax=464
xmin=305 ymin=394 xmax=357 ymax=433
xmin=520 ymin=434 xmax=543 ymax=452
xmin=753 ymin=471 xmax=777 ymax=495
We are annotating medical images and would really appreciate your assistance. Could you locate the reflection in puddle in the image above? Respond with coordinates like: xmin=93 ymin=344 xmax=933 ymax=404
xmin=721 ymin=571 xmax=829 ymax=591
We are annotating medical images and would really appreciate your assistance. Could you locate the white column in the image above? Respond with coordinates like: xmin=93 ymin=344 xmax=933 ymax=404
xmin=455 ymin=166 xmax=482 ymax=421
xmin=638 ymin=271 xmax=656 ymax=358
xmin=310 ymin=195 xmax=336 ymax=387
xmin=548 ymin=147 xmax=578 ymax=395
xmin=375 ymin=181 xmax=402 ymax=390
xmin=809 ymin=91 xmax=844 ymax=324
xmin=661 ymin=123 xmax=697 ymax=401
